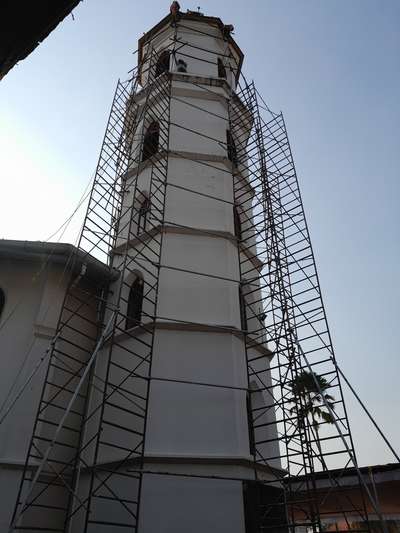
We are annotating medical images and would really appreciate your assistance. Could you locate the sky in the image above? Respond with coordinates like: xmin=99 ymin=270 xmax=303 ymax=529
xmin=0 ymin=0 xmax=399 ymax=468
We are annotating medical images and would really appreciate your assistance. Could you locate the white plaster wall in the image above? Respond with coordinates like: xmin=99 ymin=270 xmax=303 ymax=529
xmin=140 ymin=19 xmax=240 ymax=87
xmin=72 ymin=470 xmax=139 ymax=533
xmin=0 ymin=262 xmax=68 ymax=459
xmin=161 ymin=230 xmax=238 ymax=281
xmin=138 ymin=474 xmax=246 ymax=533
xmin=170 ymin=93 xmax=228 ymax=156
xmin=34 ymin=284 xmax=99 ymax=470
xmin=157 ymin=232 xmax=240 ymax=328
xmin=146 ymin=381 xmax=248 ymax=456
xmin=0 ymin=470 xmax=21 ymax=533
xmin=80 ymin=331 xmax=151 ymax=467
xmin=71 ymin=470 xmax=247 ymax=533
xmin=0 ymin=260 xmax=69 ymax=531
xmin=151 ymin=329 xmax=246 ymax=388
xmin=248 ymin=359 xmax=281 ymax=470
xmin=176 ymin=24 xmax=227 ymax=78
xmin=165 ymin=157 xmax=234 ymax=233
xmin=146 ymin=329 xmax=249 ymax=457
xmin=127 ymin=81 xmax=231 ymax=163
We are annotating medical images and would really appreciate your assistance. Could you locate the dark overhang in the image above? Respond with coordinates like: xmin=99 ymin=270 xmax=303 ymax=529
xmin=0 ymin=0 xmax=81 ymax=80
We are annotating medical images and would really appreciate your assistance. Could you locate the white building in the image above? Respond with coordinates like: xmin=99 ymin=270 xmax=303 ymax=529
xmin=0 ymin=7 xmax=282 ymax=533
xmin=0 ymin=241 xmax=115 ymax=532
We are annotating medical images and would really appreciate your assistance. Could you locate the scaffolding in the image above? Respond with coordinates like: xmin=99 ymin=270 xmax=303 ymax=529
xmin=10 ymin=12 xmax=384 ymax=533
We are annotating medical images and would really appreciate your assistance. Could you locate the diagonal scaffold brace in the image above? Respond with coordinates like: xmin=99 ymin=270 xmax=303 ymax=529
xmin=9 ymin=309 xmax=118 ymax=533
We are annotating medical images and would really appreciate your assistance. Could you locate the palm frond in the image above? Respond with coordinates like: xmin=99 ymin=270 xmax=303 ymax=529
xmin=321 ymin=410 xmax=335 ymax=424
xmin=288 ymin=370 xmax=336 ymax=428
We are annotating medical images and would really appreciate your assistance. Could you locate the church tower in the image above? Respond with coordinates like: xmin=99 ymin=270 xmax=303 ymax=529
xmin=77 ymin=7 xmax=281 ymax=532
xmin=10 ymin=8 xmax=281 ymax=533
xmin=10 ymin=5 xmax=373 ymax=533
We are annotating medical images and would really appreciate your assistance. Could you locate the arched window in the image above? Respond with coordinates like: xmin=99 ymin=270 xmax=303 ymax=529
xmin=138 ymin=196 xmax=151 ymax=234
xmin=0 ymin=288 xmax=5 ymax=321
xmin=142 ymin=121 xmax=159 ymax=162
xmin=226 ymin=129 xmax=238 ymax=167
xmin=176 ymin=59 xmax=187 ymax=73
xmin=246 ymin=391 xmax=256 ymax=456
xmin=239 ymin=286 xmax=247 ymax=332
xmin=233 ymin=206 xmax=242 ymax=240
xmin=126 ymin=276 xmax=144 ymax=330
xmin=217 ymin=58 xmax=226 ymax=79
xmin=155 ymin=50 xmax=170 ymax=78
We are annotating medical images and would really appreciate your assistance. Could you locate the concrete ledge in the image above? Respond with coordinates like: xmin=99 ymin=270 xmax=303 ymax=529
xmin=123 ymin=149 xmax=256 ymax=199
xmin=113 ymin=223 xmax=263 ymax=273
xmin=33 ymin=323 xmax=57 ymax=340
xmin=0 ymin=459 xmax=36 ymax=470
xmin=81 ymin=453 xmax=284 ymax=482
xmin=111 ymin=318 xmax=273 ymax=359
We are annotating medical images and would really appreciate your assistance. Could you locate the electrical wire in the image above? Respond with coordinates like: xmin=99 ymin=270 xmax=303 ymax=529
xmin=0 ymin=173 xmax=94 ymax=422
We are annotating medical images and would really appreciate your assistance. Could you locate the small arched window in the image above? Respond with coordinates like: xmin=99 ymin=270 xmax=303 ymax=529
xmin=239 ymin=286 xmax=247 ymax=332
xmin=233 ymin=206 xmax=242 ymax=240
xmin=155 ymin=50 xmax=170 ymax=78
xmin=217 ymin=58 xmax=226 ymax=79
xmin=142 ymin=121 xmax=160 ymax=162
xmin=246 ymin=391 xmax=256 ymax=456
xmin=138 ymin=196 xmax=151 ymax=234
xmin=0 ymin=288 xmax=5 ymax=321
xmin=126 ymin=276 xmax=144 ymax=330
xmin=176 ymin=59 xmax=187 ymax=73
xmin=226 ymin=130 xmax=238 ymax=167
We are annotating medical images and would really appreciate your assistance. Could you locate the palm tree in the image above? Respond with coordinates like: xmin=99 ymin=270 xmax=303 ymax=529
xmin=288 ymin=370 xmax=336 ymax=467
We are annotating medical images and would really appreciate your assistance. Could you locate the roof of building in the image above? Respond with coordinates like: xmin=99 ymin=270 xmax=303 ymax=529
xmin=348 ymin=462 xmax=399 ymax=475
xmin=0 ymin=239 xmax=119 ymax=283
xmin=291 ymin=462 xmax=400 ymax=489
xmin=0 ymin=0 xmax=80 ymax=80
xmin=315 ymin=462 xmax=400 ymax=479
xmin=137 ymin=10 xmax=244 ymax=81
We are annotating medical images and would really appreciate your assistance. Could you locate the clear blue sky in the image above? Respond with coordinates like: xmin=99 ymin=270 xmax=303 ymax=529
xmin=0 ymin=0 xmax=399 ymax=467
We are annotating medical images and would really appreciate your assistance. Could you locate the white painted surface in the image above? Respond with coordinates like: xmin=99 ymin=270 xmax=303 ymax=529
xmin=0 ymin=260 xmax=69 ymax=531
xmin=138 ymin=474 xmax=246 ymax=533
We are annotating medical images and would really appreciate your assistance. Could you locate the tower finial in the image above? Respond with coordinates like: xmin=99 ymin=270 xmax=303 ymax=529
xmin=170 ymin=1 xmax=181 ymax=16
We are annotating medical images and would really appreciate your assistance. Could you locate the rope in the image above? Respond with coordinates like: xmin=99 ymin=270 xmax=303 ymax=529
xmin=0 ymin=173 xmax=94 ymax=422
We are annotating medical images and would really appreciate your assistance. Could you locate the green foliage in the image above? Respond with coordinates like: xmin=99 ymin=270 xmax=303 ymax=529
xmin=289 ymin=370 xmax=336 ymax=431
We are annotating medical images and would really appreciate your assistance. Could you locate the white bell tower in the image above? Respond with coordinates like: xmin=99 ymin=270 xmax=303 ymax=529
xmin=10 ymin=7 xmax=282 ymax=533
xmin=106 ymin=7 xmax=281 ymax=532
